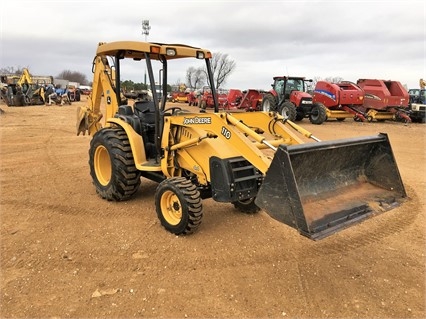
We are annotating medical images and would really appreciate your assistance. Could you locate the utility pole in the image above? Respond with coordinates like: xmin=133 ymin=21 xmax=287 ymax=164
xmin=142 ymin=20 xmax=151 ymax=86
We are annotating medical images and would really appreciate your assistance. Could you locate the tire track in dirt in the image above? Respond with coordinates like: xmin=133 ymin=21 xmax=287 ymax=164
xmin=294 ymin=184 xmax=421 ymax=258
xmin=1 ymin=195 xmax=159 ymax=274
xmin=44 ymin=128 xmax=86 ymax=170
xmin=2 ymin=180 xmax=420 ymax=271
xmin=262 ymin=185 xmax=423 ymax=314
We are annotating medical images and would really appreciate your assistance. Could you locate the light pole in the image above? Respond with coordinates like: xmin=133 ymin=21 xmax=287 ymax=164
xmin=142 ymin=20 xmax=150 ymax=41
xmin=142 ymin=20 xmax=151 ymax=85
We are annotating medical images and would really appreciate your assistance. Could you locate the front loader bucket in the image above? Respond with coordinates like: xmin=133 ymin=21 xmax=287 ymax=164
xmin=255 ymin=133 xmax=406 ymax=240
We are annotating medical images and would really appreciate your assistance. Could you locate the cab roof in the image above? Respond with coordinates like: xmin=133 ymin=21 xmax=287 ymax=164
xmin=96 ymin=41 xmax=212 ymax=61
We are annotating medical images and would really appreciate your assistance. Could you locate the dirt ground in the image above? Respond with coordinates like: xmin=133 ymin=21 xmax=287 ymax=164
xmin=0 ymin=99 xmax=425 ymax=319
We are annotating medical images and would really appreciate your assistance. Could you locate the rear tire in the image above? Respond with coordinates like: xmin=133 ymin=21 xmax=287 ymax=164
xmin=89 ymin=127 xmax=141 ymax=201
xmin=261 ymin=93 xmax=276 ymax=112
xmin=279 ymin=101 xmax=297 ymax=121
xmin=309 ymin=102 xmax=327 ymax=124
xmin=232 ymin=198 xmax=260 ymax=214
xmin=155 ymin=177 xmax=203 ymax=235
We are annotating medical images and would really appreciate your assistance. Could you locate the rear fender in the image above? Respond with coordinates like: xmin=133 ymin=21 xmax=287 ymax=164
xmin=107 ymin=118 xmax=147 ymax=168
xmin=268 ymin=89 xmax=278 ymax=99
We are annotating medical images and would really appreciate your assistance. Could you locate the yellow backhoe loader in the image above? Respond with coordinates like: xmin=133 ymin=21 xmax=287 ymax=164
xmin=77 ymin=41 xmax=406 ymax=240
xmin=1 ymin=68 xmax=48 ymax=106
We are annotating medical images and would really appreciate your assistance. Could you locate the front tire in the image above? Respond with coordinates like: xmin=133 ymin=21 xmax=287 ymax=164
xmin=155 ymin=177 xmax=203 ymax=235
xmin=309 ymin=102 xmax=327 ymax=124
xmin=295 ymin=110 xmax=305 ymax=121
xmin=279 ymin=101 xmax=297 ymax=121
xmin=89 ymin=127 xmax=141 ymax=201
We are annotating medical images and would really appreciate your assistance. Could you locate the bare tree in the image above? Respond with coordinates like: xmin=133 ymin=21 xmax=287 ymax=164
xmin=209 ymin=52 xmax=236 ymax=89
xmin=57 ymin=70 xmax=89 ymax=85
xmin=186 ymin=67 xmax=206 ymax=89
xmin=0 ymin=66 xmax=27 ymax=75
xmin=309 ymin=76 xmax=344 ymax=92
xmin=185 ymin=52 xmax=236 ymax=90
xmin=310 ymin=76 xmax=322 ymax=90
xmin=324 ymin=76 xmax=344 ymax=84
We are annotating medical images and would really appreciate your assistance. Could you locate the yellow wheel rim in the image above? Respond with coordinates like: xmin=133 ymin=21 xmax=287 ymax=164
xmin=94 ymin=145 xmax=111 ymax=186
xmin=160 ymin=190 xmax=182 ymax=226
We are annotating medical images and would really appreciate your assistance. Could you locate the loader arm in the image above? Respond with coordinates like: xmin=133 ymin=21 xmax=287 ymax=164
xmin=161 ymin=111 xmax=312 ymax=182
xmin=161 ymin=112 xmax=274 ymax=182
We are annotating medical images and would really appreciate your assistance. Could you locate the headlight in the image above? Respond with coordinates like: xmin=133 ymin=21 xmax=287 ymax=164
xmin=166 ymin=48 xmax=176 ymax=56
xmin=196 ymin=51 xmax=205 ymax=59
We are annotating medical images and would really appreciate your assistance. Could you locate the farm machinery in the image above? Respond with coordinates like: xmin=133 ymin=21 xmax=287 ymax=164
xmin=0 ymin=68 xmax=50 ymax=106
xmin=224 ymin=89 xmax=263 ymax=111
xmin=262 ymin=76 xmax=327 ymax=124
xmin=76 ymin=41 xmax=406 ymax=240
xmin=407 ymin=88 xmax=426 ymax=123
xmin=170 ymin=84 xmax=188 ymax=103
xmin=198 ymin=86 xmax=228 ymax=110
xmin=356 ymin=79 xmax=411 ymax=123
xmin=313 ymin=80 xmax=367 ymax=122
xmin=187 ymin=90 xmax=199 ymax=106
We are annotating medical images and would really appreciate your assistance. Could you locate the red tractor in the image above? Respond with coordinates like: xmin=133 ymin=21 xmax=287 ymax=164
xmin=261 ymin=76 xmax=327 ymax=124
xmin=224 ymin=89 xmax=263 ymax=111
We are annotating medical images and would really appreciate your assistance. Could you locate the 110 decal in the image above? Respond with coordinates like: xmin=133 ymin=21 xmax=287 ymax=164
xmin=221 ymin=126 xmax=231 ymax=139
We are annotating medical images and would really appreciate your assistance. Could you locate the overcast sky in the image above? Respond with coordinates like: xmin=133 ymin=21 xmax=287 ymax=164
xmin=1 ymin=0 xmax=425 ymax=90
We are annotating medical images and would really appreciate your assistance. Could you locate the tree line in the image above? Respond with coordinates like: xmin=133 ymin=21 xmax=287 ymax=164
xmin=1 ymin=60 xmax=346 ymax=93
xmin=0 ymin=66 xmax=90 ymax=85
xmin=0 ymin=52 xmax=237 ymax=92
xmin=122 ymin=52 xmax=237 ymax=92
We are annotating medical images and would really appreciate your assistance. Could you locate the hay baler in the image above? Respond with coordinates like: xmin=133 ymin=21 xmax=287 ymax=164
xmin=313 ymin=80 xmax=367 ymax=122
xmin=357 ymin=79 xmax=411 ymax=122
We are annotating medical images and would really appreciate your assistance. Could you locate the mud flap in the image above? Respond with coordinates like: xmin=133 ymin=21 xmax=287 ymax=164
xmin=255 ymin=133 xmax=406 ymax=240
